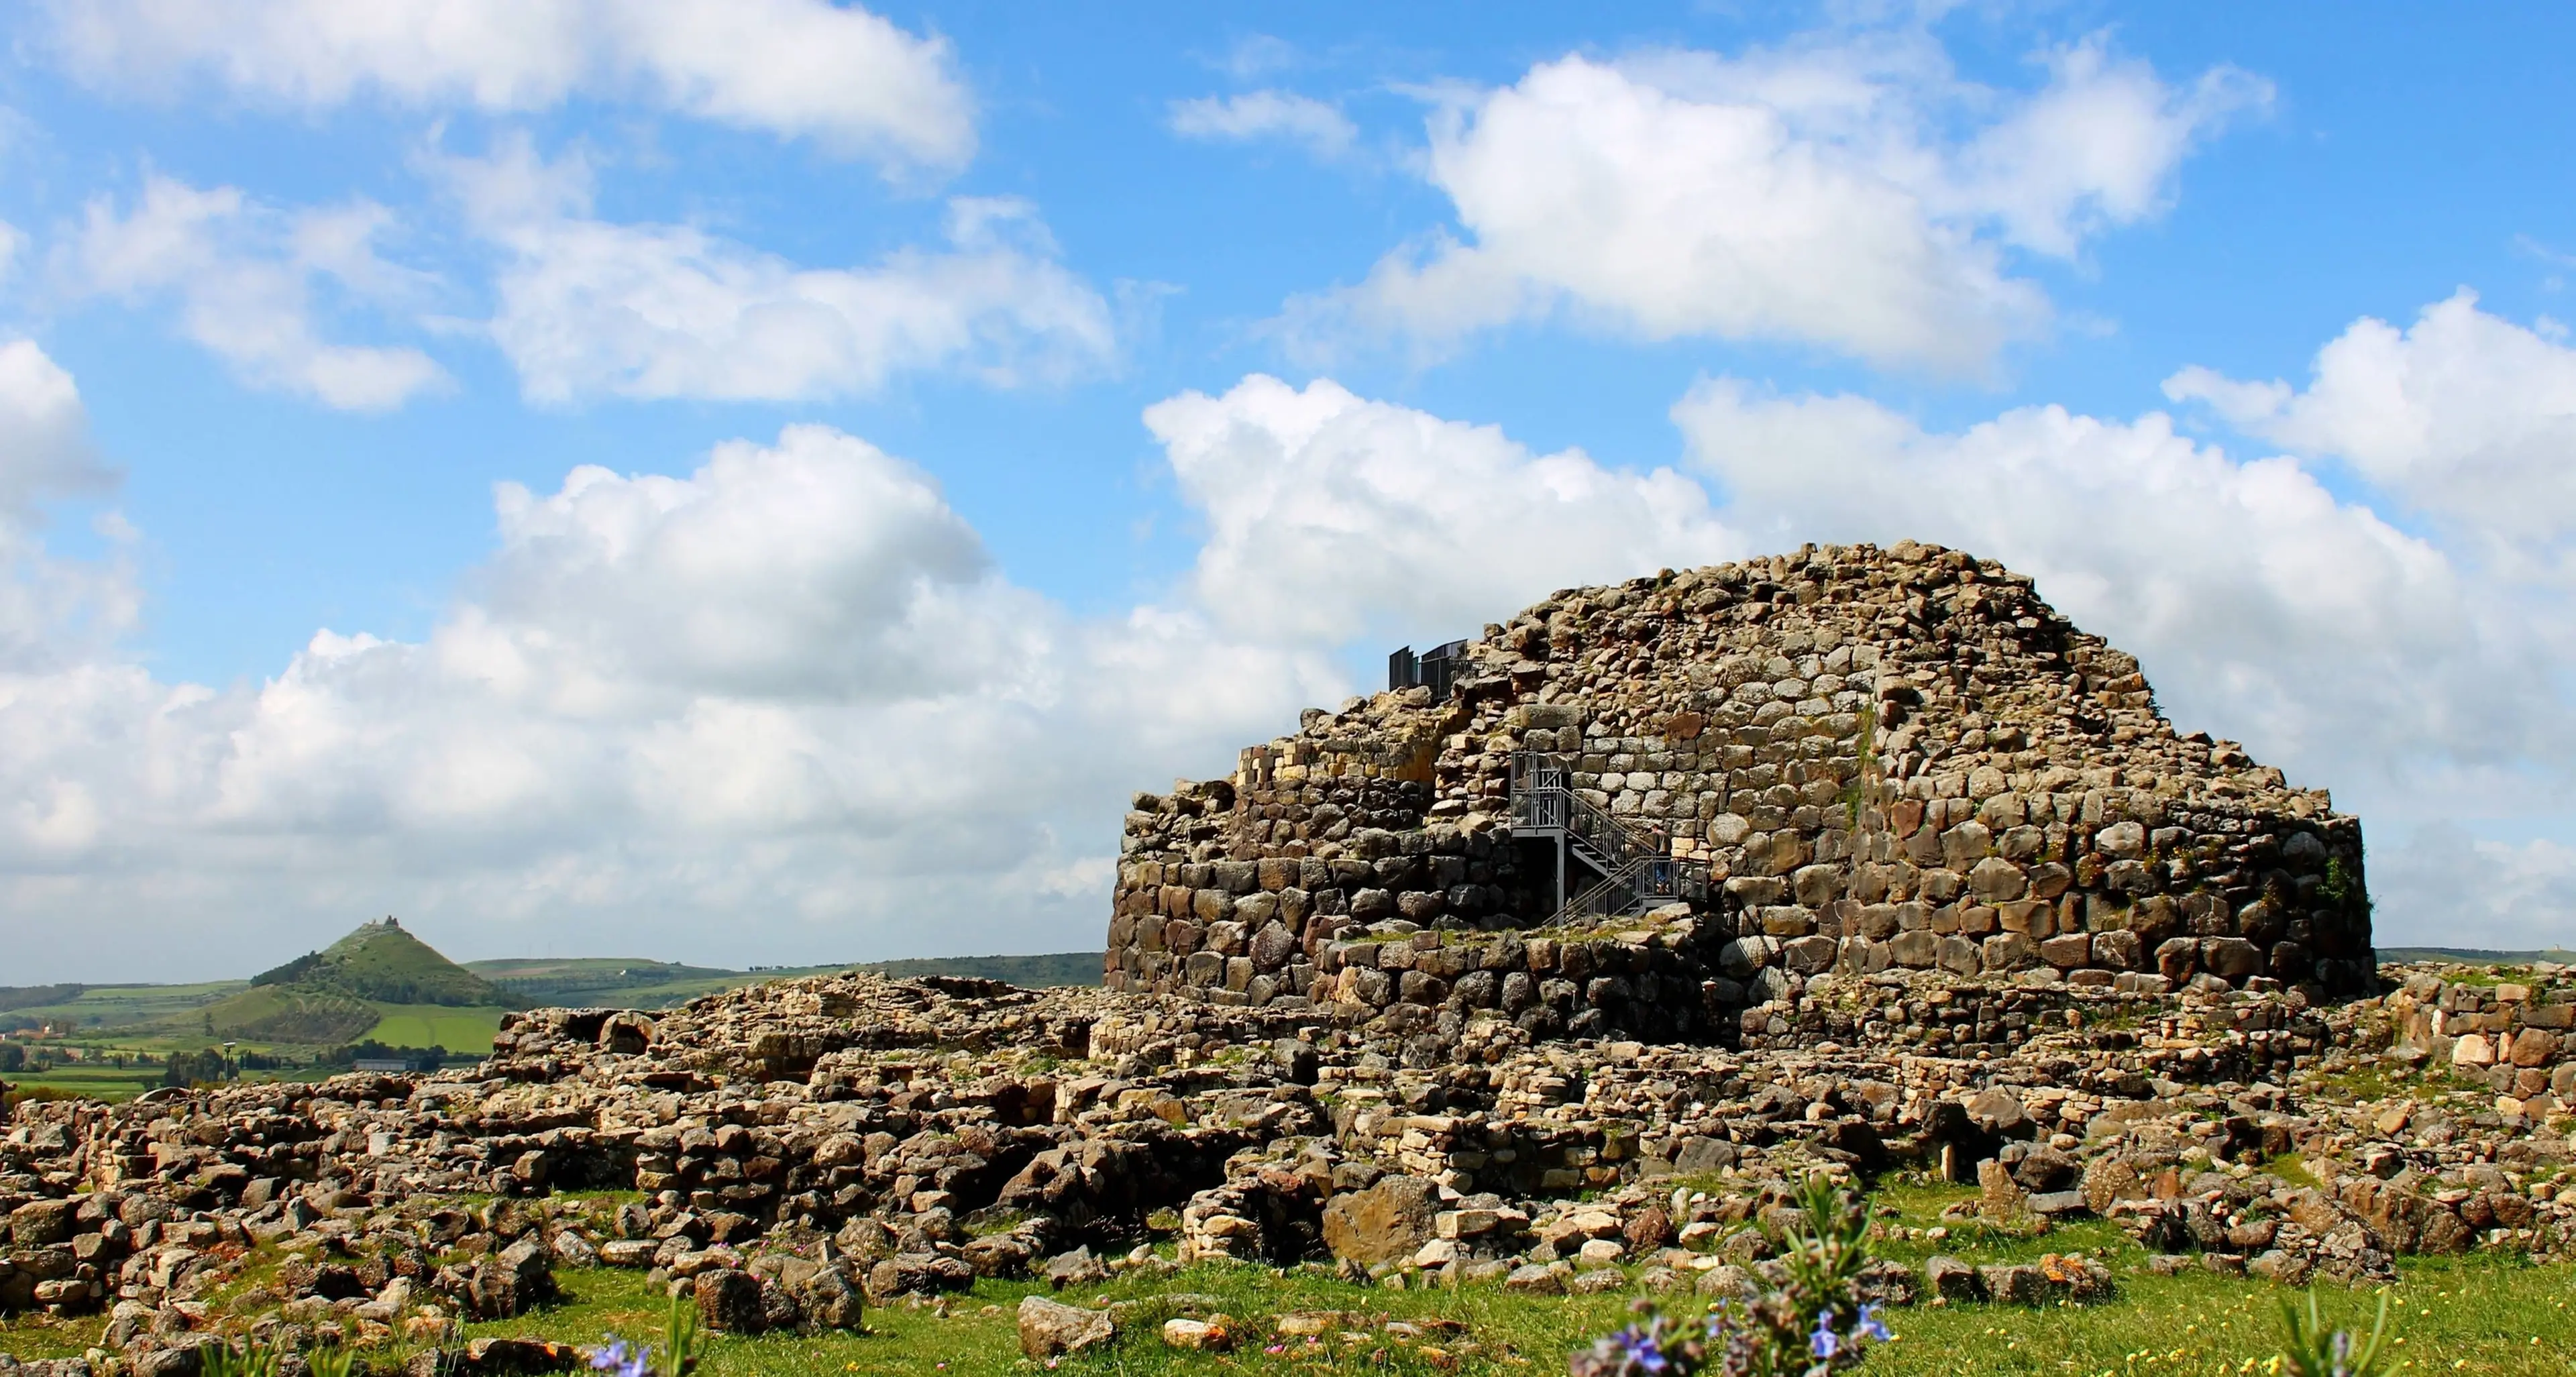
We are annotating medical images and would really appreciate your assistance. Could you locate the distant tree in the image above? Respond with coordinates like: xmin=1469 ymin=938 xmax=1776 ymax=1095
xmin=161 ymin=1048 xmax=229 ymax=1088
xmin=251 ymin=951 xmax=325 ymax=987
xmin=0 ymin=1043 xmax=21 ymax=1072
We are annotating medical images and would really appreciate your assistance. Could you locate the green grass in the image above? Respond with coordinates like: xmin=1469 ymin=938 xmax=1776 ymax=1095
xmin=363 ymin=1001 xmax=508 ymax=1050
xmin=7 ymin=1181 xmax=2570 ymax=1376
xmin=3 ymin=1064 xmax=162 ymax=1102
xmin=1868 ymin=1260 xmax=2570 ymax=1376
xmin=194 ymin=984 xmax=383 ymax=1043
xmin=0 ymin=979 xmax=247 ymax=1032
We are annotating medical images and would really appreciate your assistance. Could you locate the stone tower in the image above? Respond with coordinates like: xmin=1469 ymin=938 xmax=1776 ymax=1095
xmin=1106 ymin=542 xmax=2371 ymax=1039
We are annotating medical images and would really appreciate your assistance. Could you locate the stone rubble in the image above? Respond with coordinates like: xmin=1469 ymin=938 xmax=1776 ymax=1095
xmin=1 ymin=955 xmax=2570 ymax=1370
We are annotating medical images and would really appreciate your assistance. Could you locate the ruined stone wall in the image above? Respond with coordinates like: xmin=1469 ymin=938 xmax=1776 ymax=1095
xmin=1108 ymin=541 xmax=2375 ymax=1032
xmin=2384 ymin=970 xmax=2576 ymax=1103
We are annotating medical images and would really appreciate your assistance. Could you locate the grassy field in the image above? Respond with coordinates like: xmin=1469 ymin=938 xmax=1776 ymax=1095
xmin=0 ymin=980 xmax=246 ymax=1033
xmin=1 ymin=1062 xmax=162 ymax=1101
xmin=466 ymin=951 xmax=1105 ymax=1007
xmin=363 ymin=1002 xmax=509 ymax=1049
xmin=3 ymin=1180 xmax=2569 ymax=1375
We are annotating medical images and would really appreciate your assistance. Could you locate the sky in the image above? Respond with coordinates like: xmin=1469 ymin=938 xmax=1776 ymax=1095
xmin=2 ymin=1 xmax=2572 ymax=982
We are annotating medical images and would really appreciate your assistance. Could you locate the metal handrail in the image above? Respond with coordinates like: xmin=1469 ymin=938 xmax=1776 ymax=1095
xmin=1548 ymin=853 xmax=1714 ymax=926
xmin=1511 ymin=751 xmax=1712 ymax=926
xmin=1509 ymin=753 xmax=1664 ymax=869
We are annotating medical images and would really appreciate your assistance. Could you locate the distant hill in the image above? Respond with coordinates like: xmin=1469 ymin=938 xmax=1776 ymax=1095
xmin=0 ymin=984 xmax=84 ymax=1012
xmin=21 ymin=941 xmax=1104 ymax=1044
xmin=464 ymin=950 xmax=1102 ymax=1007
xmin=468 ymin=957 xmax=758 ymax=1007
xmin=853 ymin=952 xmax=1100 ymax=989
xmin=251 ymin=919 xmax=524 ymax=1008
xmin=188 ymin=918 xmax=521 ymax=1045
xmin=2381 ymin=946 xmax=2576 ymax=966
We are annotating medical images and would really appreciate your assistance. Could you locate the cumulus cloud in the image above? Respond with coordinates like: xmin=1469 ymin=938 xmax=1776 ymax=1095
xmin=2164 ymin=290 xmax=2576 ymax=571
xmin=437 ymin=140 xmax=1117 ymax=403
xmin=1292 ymin=30 xmax=2263 ymax=371
xmin=40 ymin=0 xmax=973 ymax=174
xmin=2370 ymin=826 xmax=2576 ymax=953
xmin=1674 ymin=378 xmax=2552 ymax=802
xmin=1146 ymin=374 xmax=1739 ymax=645
xmin=13 ymin=294 xmax=2575 ymax=969
xmin=1170 ymin=91 xmax=1358 ymax=160
xmin=0 ymin=341 xmax=131 ymax=671
xmin=0 ymin=399 xmax=1338 ymax=980
xmin=63 ymin=174 xmax=447 ymax=410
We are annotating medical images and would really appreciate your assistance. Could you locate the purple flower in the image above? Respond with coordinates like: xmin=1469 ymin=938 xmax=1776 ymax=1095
xmin=1808 ymin=1312 xmax=1840 ymax=1362
xmin=1610 ymin=1321 xmax=1673 ymax=1374
xmin=590 ymin=1341 xmax=651 ymax=1377
xmin=1854 ymin=1302 xmax=1891 ymax=1343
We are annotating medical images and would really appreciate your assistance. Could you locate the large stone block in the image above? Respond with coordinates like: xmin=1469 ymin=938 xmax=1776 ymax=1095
xmin=1982 ymin=932 xmax=2039 ymax=973
xmin=2201 ymin=937 xmax=2263 ymax=980
xmin=2091 ymin=929 xmax=2143 ymax=971
xmin=1968 ymin=857 xmax=2028 ymax=902
xmin=2020 ymin=932 xmax=2084 ymax=969
xmin=1322 ymin=1176 xmax=1440 ymax=1266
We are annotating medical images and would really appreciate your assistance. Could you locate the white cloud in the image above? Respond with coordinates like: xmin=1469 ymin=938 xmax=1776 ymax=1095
xmin=0 ymin=398 xmax=1337 ymax=980
xmin=64 ymin=175 xmax=447 ymax=410
xmin=11 ymin=302 xmax=2574 ymax=971
xmin=40 ymin=0 xmax=973 ymax=174
xmin=1170 ymin=91 xmax=1358 ymax=161
xmin=1674 ymin=378 xmax=2553 ymax=800
xmin=1146 ymin=374 xmax=1739 ymax=645
xmin=0 ymin=339 xmax=104 ymax=514
xmin=439 ymin=140 xmax=1117 ymax=403
xmin=2371 ymin=826 xmax=2576 ymax=953
xmin=0 ymin=341 xmax=132 ymax=671
xmin=2164 ymin=290 xmax=2576 ymax=569
xmin=1293 ymin=30 xmax=2263 ymax=371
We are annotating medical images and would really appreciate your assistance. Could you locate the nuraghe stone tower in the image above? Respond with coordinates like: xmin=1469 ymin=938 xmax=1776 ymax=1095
xmin=1108 ymin=542 xmax=2372 ymax=1042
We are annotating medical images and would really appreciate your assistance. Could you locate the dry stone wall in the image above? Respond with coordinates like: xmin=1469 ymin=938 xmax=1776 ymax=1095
xmin=1108 ymin=541 xmax=2373 ymax=1034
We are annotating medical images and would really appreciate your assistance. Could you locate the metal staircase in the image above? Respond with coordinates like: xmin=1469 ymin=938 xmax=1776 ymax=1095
xmin=1508 ymin=752 xmax=1713 ymax=926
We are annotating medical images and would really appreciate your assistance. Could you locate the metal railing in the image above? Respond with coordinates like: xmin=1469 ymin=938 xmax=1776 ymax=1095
xmin=1509 ymin=752 xmax=1713 ymax=926
xmin=1509 ymin=754 xmax=1664 ymax=871
xmin=1552 ymin=855 xmax=1715 ymax=925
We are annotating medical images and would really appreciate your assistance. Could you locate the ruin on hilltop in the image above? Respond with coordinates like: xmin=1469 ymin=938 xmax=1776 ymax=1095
xmin=1108 ymin=541 xmax=2373 ymax=1038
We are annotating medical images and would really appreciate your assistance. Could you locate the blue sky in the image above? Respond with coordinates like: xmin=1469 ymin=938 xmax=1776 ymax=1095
xmin=2 ymin=1 xmax=2571 ymax=980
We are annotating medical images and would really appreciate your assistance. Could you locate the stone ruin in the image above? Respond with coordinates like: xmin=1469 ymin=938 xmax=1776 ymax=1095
xmin=1108 ymin=541 xmax=2375 ymax=1036
xmin=5 ymin=545 xmax=2573 ymax=1375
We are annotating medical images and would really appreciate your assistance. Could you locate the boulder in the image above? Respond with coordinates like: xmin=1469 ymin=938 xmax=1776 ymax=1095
xmin=694 ymin=1268 xmax=765 ymax=1333
xmin=1925 ymin=1256 xmax=1980 ymax=1302
xmin=1321 ymin=1174 xmax=1440 ymax=1266
xmin=465 ymin=1238 xmax=555 ymax=1319
xmin=1018 ymin=1295 xmax=1116 ymax=1358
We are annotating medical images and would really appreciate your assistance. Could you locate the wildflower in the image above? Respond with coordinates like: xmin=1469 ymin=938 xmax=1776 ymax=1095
xmin=1809 ymin=1311 xmax=1839 ymax=1362
xmin=586 ymin=1341 xmax=649 ymax=1377
xmin=1612 ymin=1322 xmax=1673 ymax=1374
xmin=1854 ymin=1301 xmax=1892 ymax=1343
